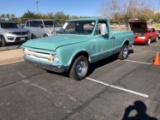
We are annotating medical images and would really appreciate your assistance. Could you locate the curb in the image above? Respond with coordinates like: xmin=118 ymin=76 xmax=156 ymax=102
xmin=0 ymin=57 xmax=24 ymax=66
xmin=0 ymin=49 xmax=24 ymax=66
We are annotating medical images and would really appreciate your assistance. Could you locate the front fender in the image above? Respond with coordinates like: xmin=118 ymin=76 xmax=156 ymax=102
xmin=56 ymin=41 xmax=96 ymax=66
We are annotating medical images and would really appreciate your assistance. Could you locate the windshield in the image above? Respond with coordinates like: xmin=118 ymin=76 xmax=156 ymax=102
xmin=43 ymin=21 xmax=60 ymax=27
xmin=59 ymin=20 xmax=96 ymax=35
xmin=1 ymin=23 xmax=19 ymax=28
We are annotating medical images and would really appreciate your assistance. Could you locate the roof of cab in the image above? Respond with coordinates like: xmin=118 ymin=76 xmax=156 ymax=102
xmin=26 ymin=19 xmax=57 ymax=21
xmin=66 ymin=17 xmax=109 ymax=22
xmin=0 ymin=21 xmax=17 ymax=23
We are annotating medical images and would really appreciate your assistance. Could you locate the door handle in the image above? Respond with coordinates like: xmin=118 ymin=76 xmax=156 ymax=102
xmin=111 ymin=36 xmax=115 ymax=39
xmin=91 ymin=45 xmax=95 ymax=49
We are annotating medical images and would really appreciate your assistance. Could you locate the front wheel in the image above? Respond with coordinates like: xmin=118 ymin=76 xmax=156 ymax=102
xmin=146 ymin=39 xmax=151 ymax=45
xmin=69 ymin=56 xmax=89 ymax=80
xmin=0 ymin=36 xmax=6 ymax=47
xmin=118 ymin=44 xmax=129 ymax=60
xmin=31 ymin=34 xmax=37 ymax=39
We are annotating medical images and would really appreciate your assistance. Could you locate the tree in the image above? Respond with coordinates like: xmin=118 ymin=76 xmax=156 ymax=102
xmin=54 ymin=11 xmax=68 ymax=25
xmin=99 ymin=0 xmax=153 ymax=23
xmin=1 ymin=14 xmax=5 ymax=18
xmin=6 ymin=14 xmax=10 ymax=18
xmin=11 ymin=14 xmax=15 ymax=18
xmin=99 ymin=0 xmax=120 ymax=19
xmin=153 ymin=13 xmax=160 ymax=22
xmin=21 ymin=10 xmax=36 ymax=19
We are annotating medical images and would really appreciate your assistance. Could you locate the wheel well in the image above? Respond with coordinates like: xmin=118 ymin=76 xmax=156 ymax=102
xmin=43 ymin=33 xmax=48 ymax=36
xmin=0 ymin=35 xmax=5 ymax=40
xmin=31 ymin=34 xmax=37 ymax=38
xmin=124 ymin=40 xmax=129 ymax=45
xmin=0 ymin=35 xmax=3 ymax=38
xmin=70 ymin=52 xmax=90 ymax=68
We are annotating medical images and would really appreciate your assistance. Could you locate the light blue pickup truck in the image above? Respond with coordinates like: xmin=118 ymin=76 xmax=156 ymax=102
xmin=22 ymin=18 xmax=134 ymax=80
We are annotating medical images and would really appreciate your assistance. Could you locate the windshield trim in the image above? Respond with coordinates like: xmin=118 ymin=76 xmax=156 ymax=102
xmin=1 ymin=23 xmax=19 ymax=29
xmin=59 ymin=20 xmax=96 ymax=35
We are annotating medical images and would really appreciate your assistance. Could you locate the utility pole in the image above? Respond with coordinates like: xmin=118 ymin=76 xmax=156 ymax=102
xmin=36 ymin=0 xmax=39 ymax=14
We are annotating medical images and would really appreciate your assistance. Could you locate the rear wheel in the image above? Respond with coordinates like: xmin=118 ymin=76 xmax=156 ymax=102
xmin=0 ymin=36 xmax=6 ymax=47
xmin=43 ymin=34 xmax=48 ymax=37
xmin=69 ymin=56 xmax=89 ymax=80
xmin=155 ymin=37 xmax=159 ymax=42
xmin=118 ymin=44 xmax=129 ymax=60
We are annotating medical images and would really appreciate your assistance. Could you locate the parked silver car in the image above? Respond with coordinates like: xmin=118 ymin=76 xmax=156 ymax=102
xmin=0 ymin=21 xmax=30 ymax=46
xmin=24 ymin=19 xmax=61 ymax=39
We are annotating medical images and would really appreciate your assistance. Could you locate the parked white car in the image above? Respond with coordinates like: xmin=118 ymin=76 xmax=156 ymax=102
xmin=24 ymin=19 xmax=62 ymax=39
xmin=0 ymin=21 xmax=30 ymax=46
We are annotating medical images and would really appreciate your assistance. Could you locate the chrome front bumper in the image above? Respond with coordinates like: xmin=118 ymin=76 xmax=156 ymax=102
xmin=24 ymin=56 xmax=69 ymax=73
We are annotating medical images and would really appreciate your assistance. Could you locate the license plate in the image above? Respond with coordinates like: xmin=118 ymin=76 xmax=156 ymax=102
xmin=20 ymin=38 xmax=25 ymax=40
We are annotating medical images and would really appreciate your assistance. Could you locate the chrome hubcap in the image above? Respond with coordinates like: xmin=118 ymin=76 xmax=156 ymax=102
xmin=123 ymin=47 xmax=128 ymax=58
xmin=76 ymin=61 xmax=87 ymax=77
xmin=148 ymin=39 xmax=151 ymax=45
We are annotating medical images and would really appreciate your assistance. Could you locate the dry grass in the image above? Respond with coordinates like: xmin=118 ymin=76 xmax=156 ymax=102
xmin=111 ymin=25 xmax=131 ymax=31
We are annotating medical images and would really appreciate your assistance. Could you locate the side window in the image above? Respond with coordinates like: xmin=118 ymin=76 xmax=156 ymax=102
xmin=148 ymin=28 xmax=151 ymax=32
xmin=26 ymin=21 xmax=29 ymax=27
xmin=37 ymin=21 xmax=43 ymax=27
xmin=95 ymin=21 xmax=108 ymax=35
xmin=152 ymin=28 xmax=155 ymax=32
xmin=54 ymin=22 xmax=60 ymax=27
xmin=30 ymin=21 xmax=35 ymax=27
xmin=30 ymin=21 xmax=43 ymax=27
xmin=66 ymin=23 xmax=75 ymax=32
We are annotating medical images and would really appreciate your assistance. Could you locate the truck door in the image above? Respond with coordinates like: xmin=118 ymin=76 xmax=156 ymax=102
xmin=95 ymin=20 xmax=114 ymax=60
xmin=30 ymin=21 xmax=44 ymax=37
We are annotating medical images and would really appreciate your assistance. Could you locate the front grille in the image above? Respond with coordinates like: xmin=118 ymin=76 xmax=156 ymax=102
xmin=15 ymin=37 xmax=29 ymax=42
xmin=28 ymin=49 xmax=50 ymax=55
xmin=26 ymin=49 xmax=51 ymax=61
xmin=13 ymin=32 xmax=28 ymax=35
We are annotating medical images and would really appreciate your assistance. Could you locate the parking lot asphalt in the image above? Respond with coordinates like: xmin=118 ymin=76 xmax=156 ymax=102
xmin=0 ymin=41 xmax=160 ymax=120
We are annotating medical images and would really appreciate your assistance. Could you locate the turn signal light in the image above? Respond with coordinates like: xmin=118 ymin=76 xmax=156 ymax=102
xmin=48 ymin=58 xmax=52 ymax=61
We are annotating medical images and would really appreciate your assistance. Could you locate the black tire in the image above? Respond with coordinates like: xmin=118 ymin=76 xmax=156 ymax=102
xmin=118 ymin=44 xmax=129 ymax=60
xmin=0 ymin=36 xmax=6 ymax=47
xmin=43 ymin=34 xmax=48 ymax=37
xmin=69 ymin=56 xmax=89 ymax=80
xmin=31 ymin=34 xmax=36 ymax=39
xmin=155 ymin=37 xmax=159 ymax=42
xmin=146 ymin=39 xmax=151 ymax=45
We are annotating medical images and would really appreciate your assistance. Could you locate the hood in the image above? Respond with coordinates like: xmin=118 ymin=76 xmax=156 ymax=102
xmin=22 ymin=34 xmax=89 ymax=50
xmin=129 ymin=21 xmax=147 ymax=33
xmin=5 ymin=28 xmax=29 ymax=32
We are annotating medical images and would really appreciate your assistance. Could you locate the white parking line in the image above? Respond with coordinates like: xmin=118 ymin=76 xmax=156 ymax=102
xmin=86 ymin=77 xmax=149 ymax=98
xmin=0 ymin=59 xmax=24 ymax=66
xmin=31 ymin=83 xmax=52 ymax=94
xmin=125 ymin=59 xmax=152 ymax=65
xmin=17 ymin=71 xmax=26 ymax=78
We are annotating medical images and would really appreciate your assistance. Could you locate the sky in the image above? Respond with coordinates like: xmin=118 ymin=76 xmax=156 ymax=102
xmin=0 ymin=0 xmax=159 ymax=17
